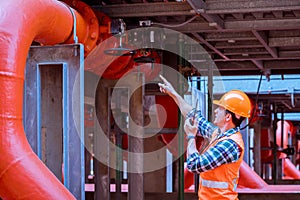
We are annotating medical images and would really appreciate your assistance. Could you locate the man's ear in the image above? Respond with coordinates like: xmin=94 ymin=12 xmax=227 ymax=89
xmin=225 ymin=113 xmax=231 ymax=121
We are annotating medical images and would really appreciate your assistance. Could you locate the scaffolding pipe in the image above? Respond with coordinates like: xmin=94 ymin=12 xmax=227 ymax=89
xmin=177 ymin=35 xmax=185 ymax=200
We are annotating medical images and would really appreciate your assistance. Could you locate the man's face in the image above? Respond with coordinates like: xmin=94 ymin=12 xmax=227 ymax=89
xmin=213 ymin=106 xmax=227 ymax=126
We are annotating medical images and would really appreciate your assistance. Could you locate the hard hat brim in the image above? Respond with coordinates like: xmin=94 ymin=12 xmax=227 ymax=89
xmin=213 ymin=100 xmax=250 ymax=118
xmin=213 ymin=100 xmax=222 ymax=107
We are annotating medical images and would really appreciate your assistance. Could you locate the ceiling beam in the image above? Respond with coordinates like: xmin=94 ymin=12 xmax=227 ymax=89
xmin=251 ymin=59 xmax=264 ymax=70
xmin=214 ymin=61 xmax=258 ymax=71
xmin=232 ymin=13 xmax=244 ymax=20
xmin=293 ymin=10 xmax=300 ymax=17
xmin=269 ymin=37 xmax=300 ymax=47
xmin=221 ymin=55 xmax=273 ymax=61
xmin=252 ymin=31 xmax=278 ymax=58
xmin=191 ymin=33 xmax=229 ymax=60
xmin=93 ymin=2 xmax=194 ymax=18
xmin=223 ymin=48 xmax=268 ymax=55
xmin=265 ymin=60 xmax=300 ymax=69
xmin=185 ymin=0 xmax=225 ymax=30
xmin=206 ymin=0 xmax=300 ymax=14
xmin=200 ymin=13 xmax=224 ymax=30
xmin=186 ymin=0 xmax=206 ymax=13
xmin=252 ymin=12 xmax=263 ymax=19
xmin=272 ymin=11 xmax=283 ymax=18
xmin=172 ymin=18 xmax=300 ymax=33
xmin=214 ymin=40 xmax=263 ymax=49
xmin=280 ymin=51 xmax=300 ymax=58
xmin=204 ymin=32 xmax=256 ymax=41
xmin=94 ymin=1 xmax=300 ymax=19
xmin=225 ymin=19 xmax=300 ymax=31
xmin=213 ymin=60 xmax=300 ymax=71
xmin=269 ymin=30 xmax=300 ymax=37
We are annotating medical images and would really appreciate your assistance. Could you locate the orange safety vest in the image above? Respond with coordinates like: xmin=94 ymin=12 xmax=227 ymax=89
xmin=198 ymin=132 xmax=244 ymax=200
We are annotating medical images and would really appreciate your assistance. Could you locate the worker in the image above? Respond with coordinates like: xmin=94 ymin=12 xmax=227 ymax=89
xmin=158 ymin=75 xmax=251 ymax=200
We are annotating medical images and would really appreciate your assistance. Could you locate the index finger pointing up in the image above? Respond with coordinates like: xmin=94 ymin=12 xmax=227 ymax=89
xmin=159 ymin=75 xmax=168 ymax=84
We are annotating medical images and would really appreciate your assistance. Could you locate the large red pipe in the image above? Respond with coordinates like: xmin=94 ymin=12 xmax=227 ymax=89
xmin=276 ymin=120 xmax=300 ymax=179
xmin=0 ymin=0 xmax=95 ymax=199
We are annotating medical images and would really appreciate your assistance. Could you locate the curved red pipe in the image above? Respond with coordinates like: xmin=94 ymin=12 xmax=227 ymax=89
xmin=0 ymin=0 xmax=94 ymax=199
xmin=238 ymin=161 xmax=267 ymax=189
xmin=283 ymin=159 xmax=300 ymax=179
xmin=276 ymin=120 xmax=300 ymax=179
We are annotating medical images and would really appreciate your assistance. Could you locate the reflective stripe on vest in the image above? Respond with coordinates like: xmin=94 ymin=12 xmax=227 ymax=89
xmin=201 ymin=179 xmax=228 ymax=189
xmin=201 ymin=178 xmax=238 ymax=191
xmin=233 ymin=177 xmax=238 ymax=191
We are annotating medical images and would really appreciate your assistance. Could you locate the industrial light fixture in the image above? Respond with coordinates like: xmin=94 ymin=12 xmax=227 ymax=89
xmin=103 ymin=38 xmax=135 ymax=56
xmin=104 ymin=19 xmax=135 ymax=56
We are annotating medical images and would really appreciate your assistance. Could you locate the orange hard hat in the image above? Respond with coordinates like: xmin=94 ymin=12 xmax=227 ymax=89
xmin=213 ymin=90 xmax=251 ymax=118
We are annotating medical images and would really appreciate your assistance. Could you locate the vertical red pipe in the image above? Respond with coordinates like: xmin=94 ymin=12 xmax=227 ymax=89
xmin=0 ymin=0 xmax=90 ymax=199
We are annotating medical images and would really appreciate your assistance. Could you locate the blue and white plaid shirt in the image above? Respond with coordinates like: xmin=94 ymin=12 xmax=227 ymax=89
xmin=186 ymin=109 xmax=242 ymax=173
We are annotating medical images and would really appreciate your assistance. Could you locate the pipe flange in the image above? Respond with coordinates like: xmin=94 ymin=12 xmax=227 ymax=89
xmin=65 ymin=0 xmax=99 ymax=55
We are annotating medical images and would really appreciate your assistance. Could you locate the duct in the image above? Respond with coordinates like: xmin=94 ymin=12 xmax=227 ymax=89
xmin=0 ymin=0 xmax=97 ymax=199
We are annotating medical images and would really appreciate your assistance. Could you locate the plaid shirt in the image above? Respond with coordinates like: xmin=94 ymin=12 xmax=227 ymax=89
xmin=186 ymin=109 xmax=242 ymax=173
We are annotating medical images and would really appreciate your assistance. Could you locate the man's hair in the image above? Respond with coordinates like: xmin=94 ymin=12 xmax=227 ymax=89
xmin=225 ymin=110 xmax=245 ymax=127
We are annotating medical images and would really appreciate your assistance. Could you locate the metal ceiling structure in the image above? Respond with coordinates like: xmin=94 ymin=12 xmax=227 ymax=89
xmin=81 ymin=0 xmax=300 ymax=113
xmin=86 ymin=0 xmax=300 ymax=75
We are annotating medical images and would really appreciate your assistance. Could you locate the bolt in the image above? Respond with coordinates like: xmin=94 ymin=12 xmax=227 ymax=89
xmin=72 ymin=0 xmax=77 ymax=6
xmin=85 ymin=45 xmax=90 ymax=51
xmin=90 ymin=18 xmax=96 ymax=24
xmin=90 ymin=32 xmax=97 ymax=39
